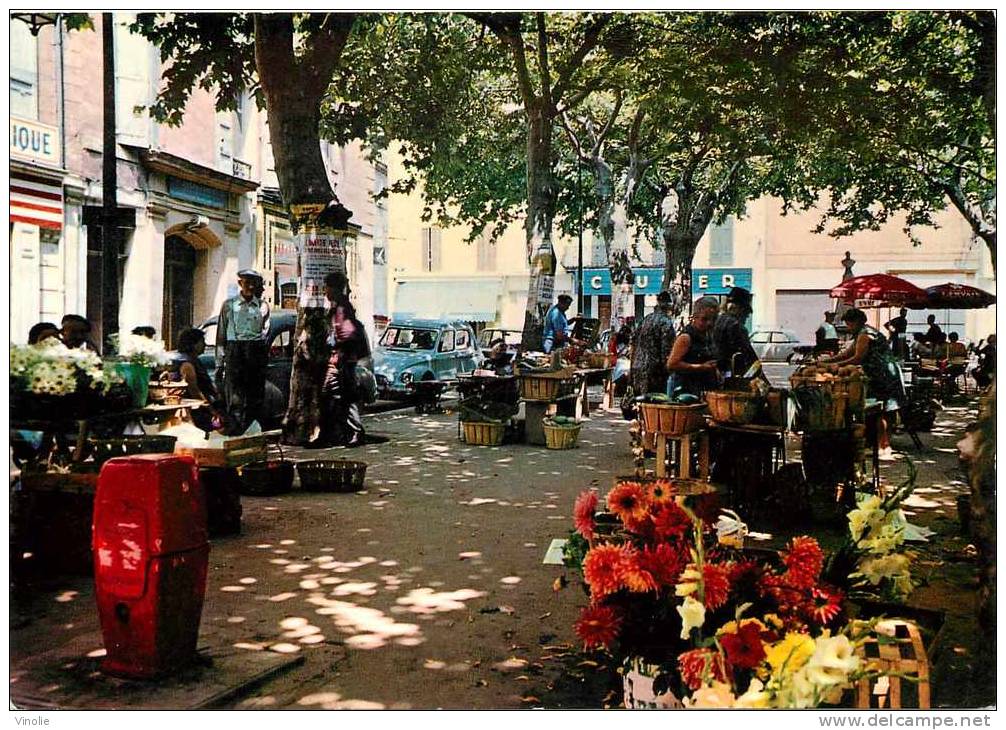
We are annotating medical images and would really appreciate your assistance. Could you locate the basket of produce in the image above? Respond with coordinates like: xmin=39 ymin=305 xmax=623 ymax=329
xmin=637 ymin=394 xmax=707 ymax=435
xmin=461 ymin=420 xmax=506 ymax=446
xmin=580 ymin=352 xmax=613 ymax=369
xmin=542 ymin=416 xmax=581 ymax=450
xmin=791 ymin=386 xmax=849 ymax=431
xmin=238 ymin=441 xmax=294 ymax=496
xmin=517 ymin=367 xmax=578 ymax=401
xmin=89 ymin=434 xmax=178 ymax=466
xmin=790 ymin=364 xmax=867 ymax=411
xmin=296 ymin=459 xmax=368 ymax=493
xmin=147 ymin=381 xmax=188 ymax=405
xmin=705 ymin=390 xmax=761 ymax=425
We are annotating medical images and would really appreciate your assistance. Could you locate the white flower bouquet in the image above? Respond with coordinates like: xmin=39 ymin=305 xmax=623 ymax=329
xmin=10 ymin=339 xmax=120 ymax=396
xmin=109 ymin=333 xmax=172 ymax=368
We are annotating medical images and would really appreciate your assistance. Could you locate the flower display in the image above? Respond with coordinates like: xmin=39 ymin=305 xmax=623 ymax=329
xmin=10 ymin=339 xmax=120 ymax=396
xmin=563 ymin=479 xmax=889 ymax=709
xmin=109 ymin=333 xmax=172 ymax=368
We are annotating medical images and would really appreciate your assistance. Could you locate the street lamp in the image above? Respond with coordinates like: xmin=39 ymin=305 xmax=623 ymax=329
xmin=576 ymin=159 xmax=584 ymax=317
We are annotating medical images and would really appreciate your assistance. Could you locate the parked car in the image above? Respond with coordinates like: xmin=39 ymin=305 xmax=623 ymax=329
xmin=167 ymin=310 xmax=298 ymax=427
xmin=477 ymin=328 xmax=522 ymax=359
xmin=749 ymin=328 xmax=813 ymax=362
xmin=372 ymin=319 xmax=483 ymax=398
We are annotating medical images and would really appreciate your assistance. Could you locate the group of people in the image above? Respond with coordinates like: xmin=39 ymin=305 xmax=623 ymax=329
xmin=628 ymin=286 xmax=761 ymax=400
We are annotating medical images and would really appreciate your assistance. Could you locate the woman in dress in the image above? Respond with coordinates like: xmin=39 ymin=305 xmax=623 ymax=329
xmin=175 ymin=327 xmax=227 ymax=432
xmin=320 ymin=273 xmax=370 ymax=447
xmin=665 ymin=296 xmax=721 ymax=397
xmin=819 ymin=307 xmax=906 ymax=458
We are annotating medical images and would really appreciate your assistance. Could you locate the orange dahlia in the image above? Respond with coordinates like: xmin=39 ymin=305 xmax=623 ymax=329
xmin=702 ymin=562 xmax=732 ymax=610
xmin=575 ymin=604 xmax=622 ymax=650
xmin=573 ymin=490 xmax=599 ymax=541
xmin=646 ymin=478 xmax=676 ymax=505
xmin=582 ymin=543 xmax=630 ymax=598
xmin=678 ymin=647 xmax=729 ymax=691
xmin=607 ymin=481 xmax=649 ymax=525
xmin=783 ymin=536 xmax=824 ymax=590
xmin=621 ymin=547 xmax=657 ymax=593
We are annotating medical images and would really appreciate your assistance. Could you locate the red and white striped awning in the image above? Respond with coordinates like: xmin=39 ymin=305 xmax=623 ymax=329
xmin=10 ymin=171 xmax=63 ymax=229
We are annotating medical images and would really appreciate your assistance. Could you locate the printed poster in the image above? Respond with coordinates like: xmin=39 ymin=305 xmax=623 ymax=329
xmin=298 ymin=228 xmax=346 ymax=308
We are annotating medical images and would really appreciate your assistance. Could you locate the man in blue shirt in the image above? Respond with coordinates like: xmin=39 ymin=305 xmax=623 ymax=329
xmin=216 ymin=269 xmax=271 ymax=432
xmin=542 ymin=294 xmax=575 ymax=354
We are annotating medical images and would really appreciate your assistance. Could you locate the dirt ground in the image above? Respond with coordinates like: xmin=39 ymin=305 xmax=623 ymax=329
xmin=9 ymin=392 xmax=995 ymax=710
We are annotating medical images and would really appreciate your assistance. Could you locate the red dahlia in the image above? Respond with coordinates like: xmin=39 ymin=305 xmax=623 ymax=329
xmin=637 ymin=542 xmax=687 ymax=587
xmin=607 ymin=481 xmax=649 ymax=525
xmin=702 ymin=562 xmax=732 ymax=610
xmin=650 ymin=501 xmax=692 ymax=540
xmin=782 ymin=536 xmax=825 ymax=590
xmin=574 ymin=604 xmax=622 ymax=650
xmin=720 ymin=621 xmax=767 ymax=669
xmin=622 ymin=547 xmax=657 ymax=593
xmin=809 ymin=586 xmax=844 ymax=625
xmin=573 ymin=490 xmax=599 ymax=541
xmin=678 ymin=648 xmax=729 ymax=691
xmin=582 ymin=543 xmax=630 ymax=598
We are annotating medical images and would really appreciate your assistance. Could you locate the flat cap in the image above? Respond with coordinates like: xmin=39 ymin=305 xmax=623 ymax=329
xmin=237 ymin=269 xmax=263 ymax=280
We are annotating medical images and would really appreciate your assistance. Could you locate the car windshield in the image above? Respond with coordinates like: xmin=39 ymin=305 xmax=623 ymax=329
xmin=380 ymin=327 xmax=438 ymax=350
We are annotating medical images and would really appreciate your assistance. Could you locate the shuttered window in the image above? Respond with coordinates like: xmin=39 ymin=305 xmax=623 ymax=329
xmin=422 ymin=227 xmax=442 ymax=272
xmin=709 ymin=217 xmax=734 ymax=267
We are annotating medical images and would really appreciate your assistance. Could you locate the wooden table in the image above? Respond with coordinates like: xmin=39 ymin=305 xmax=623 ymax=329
xmin=11 ymin=399 xmax=205 ymax=467
xmin=653 ymin=429 xmax=710 ymax=480
xmin=573 ymin=367 xmax=613 ymax=418
xmin=707 ymin=420 xmax=789 ymax=515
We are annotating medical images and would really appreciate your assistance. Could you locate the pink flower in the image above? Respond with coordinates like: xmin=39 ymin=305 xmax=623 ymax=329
xmin=573 ymin=490 xmax=599 ymax=541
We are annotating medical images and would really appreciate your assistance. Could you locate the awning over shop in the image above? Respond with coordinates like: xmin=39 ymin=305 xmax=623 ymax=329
xmin=10 ymin=171 xmax=62 ymax=229
xmin=394 ymin=278 xmax=502 ymax=322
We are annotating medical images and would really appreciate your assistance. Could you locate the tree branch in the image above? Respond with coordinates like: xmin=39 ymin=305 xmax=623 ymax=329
xmin=536 ymin=13 xmax=553 ymax=109
xmin=551 ymin=14 xmax=611 ymax=107
xmin=300 ymin=13 xmax=357 ymax=99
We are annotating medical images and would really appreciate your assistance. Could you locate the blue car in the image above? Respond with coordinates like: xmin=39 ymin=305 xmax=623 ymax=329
xmin=372 ymin=319 xmax=483 ymax=398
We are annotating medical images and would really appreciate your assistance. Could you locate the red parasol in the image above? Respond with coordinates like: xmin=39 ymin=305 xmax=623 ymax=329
xmin=909 ymin=282 xmax=997 ymax=310
xmin=829 ymin=273 xmax=927 ymax=308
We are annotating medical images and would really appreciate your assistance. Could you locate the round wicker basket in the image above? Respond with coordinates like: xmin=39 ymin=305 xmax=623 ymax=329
xmin=461 ymin=421 xmax=505 ymax=446
xmin=705 ymin=390 xmax=761 ymax=425
xmin=543 ymin=421 xmax=581 ymax=450
xmin=638 ymin=402 xmax=707 ymax=435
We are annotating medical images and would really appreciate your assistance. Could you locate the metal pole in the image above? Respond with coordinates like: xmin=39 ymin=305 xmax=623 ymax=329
xmin=576 ymin=160 xmax=583 ymax=317
xmin=101 ymin=12 xmax=119 ymax=350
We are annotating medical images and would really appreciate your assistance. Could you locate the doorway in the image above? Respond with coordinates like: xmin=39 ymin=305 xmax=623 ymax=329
xmin=162 ymin=235 xmax=196 ymax=348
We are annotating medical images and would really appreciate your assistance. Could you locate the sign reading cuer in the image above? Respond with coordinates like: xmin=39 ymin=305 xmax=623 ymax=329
xmin=691 ymin=268 xmax=753 ymax=296
xmin=10 ymin=117 xmax=60 ymax=166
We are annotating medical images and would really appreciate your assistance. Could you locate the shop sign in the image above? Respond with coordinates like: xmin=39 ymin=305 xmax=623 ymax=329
xmin=692 ymin=268 xmax=752 ymax=295
xmin=10 ymin=116 xmax=60 ymax=166
xmin=581 ymin=267 xmax=663 ymax=296
xmin=167 ymin=176 xmax=227 ymax=208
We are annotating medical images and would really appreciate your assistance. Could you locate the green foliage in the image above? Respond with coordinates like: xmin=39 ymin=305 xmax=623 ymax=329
xmin=62 ymin=14 xmax=94 ymax=32
xmin=130 ymin=13 xmax=259 ymax=126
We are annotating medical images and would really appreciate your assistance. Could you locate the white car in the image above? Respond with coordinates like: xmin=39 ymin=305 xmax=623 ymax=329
xmin=749 ymin=329 xmax=812 ymax=362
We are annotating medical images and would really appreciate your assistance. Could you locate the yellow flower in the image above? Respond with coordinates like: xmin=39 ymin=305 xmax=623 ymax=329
xmin=716 ymin=617 xmax=766 ymax=637
xmin=675 ymin=566 xmax=702 ymax=597
xmin=762 ymin=613 xmax=785 ymax=631
xmin=734 ymin=678 xmax=771 ymax=708
xmin=859 ymin=554 xmax=910 ymax=585
xmin=765 ymin=632 xmax=815 ymax=675
xmin=805 ymin=633 xmax=860 ymax=686
xmin=685 ymin=681 xmax=736 ymax=708
xmin=677 ymin=596 xmax=706 ymax=640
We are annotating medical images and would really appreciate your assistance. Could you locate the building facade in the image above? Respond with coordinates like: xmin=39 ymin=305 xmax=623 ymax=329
xmin=9 ymin=13 xmax=383 ymax=348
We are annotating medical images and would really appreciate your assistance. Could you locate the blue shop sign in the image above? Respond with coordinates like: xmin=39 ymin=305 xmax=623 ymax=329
xmin=581 ymin=267 xmax=663 ymax=296
xmin=692 ymin=268 xmax=752 ymax=295
xmin=167 ymin=176 xmax=228 ymax=209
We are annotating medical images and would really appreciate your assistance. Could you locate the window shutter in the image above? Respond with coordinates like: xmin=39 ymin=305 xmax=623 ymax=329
xmin=114 ymin=14 xmax=152 ymax=147
xmin=709 ymin=217 xmax=734 ymax=267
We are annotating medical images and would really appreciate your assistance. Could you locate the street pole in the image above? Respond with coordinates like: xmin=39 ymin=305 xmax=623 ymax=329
xmin=576 ymin=161 xmax=583 ymax=317
xmin=101 ymin=12 xmax=119 ymax=351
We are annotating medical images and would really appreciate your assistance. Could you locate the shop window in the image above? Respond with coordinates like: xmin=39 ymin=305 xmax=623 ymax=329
xmin=10 ymin=19 xmax=38 ymax=120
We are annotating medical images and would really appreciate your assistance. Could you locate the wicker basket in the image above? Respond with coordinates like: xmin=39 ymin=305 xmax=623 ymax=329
xmin=461 ymin=420 xmax=505 ymax=446
xmin=543 ymin=420 xmax=581 ymax=450
xmin=792 ymin=388 xmax=849 ymax=431
xmin=296 ymin=459 xmax=368 ymax=493
xmin=239 ymin=443 xmax=294 ymax=496
xmin=147 ymin=382 xmax=189 ymax=405
xmin=639 ymin=402 xmax=707 ymax=435
xmin=705 ymin=391 xmax=761 ymax=425
xmin=581 ymin=352 xmax=613 ymax=369
xmin=89 ymin=435 xmax=178 ymax=466
xmin=518 ymin=368 xmax=577 ymax=401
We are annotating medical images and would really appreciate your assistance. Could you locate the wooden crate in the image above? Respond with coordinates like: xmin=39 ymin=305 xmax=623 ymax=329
xmin=855 ymin=619 xmax=931 ymax=709
xmin=175 ymin=434 xmax=267 ymax=468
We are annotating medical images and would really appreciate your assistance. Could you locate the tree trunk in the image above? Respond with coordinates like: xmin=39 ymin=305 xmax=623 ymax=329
xmin=254 ymin=14 xmax=354 ymax=445
xmin=521 ymin=103 xmax=558 ymax=352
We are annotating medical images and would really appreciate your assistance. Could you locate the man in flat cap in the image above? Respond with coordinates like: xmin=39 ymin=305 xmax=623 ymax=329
xmin=216 ymin=269 xmax=271 ymax=432
xmin=712 ymin=286 xmax=759 ymax=378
